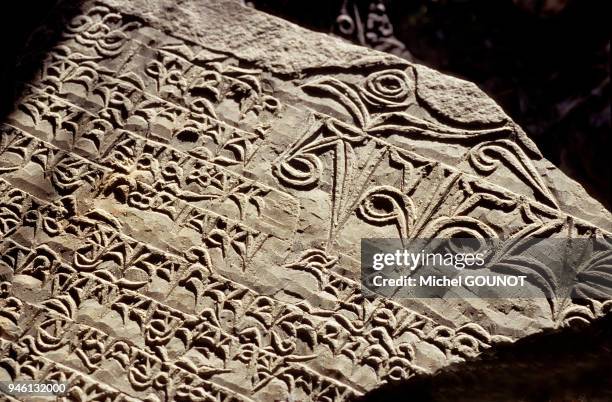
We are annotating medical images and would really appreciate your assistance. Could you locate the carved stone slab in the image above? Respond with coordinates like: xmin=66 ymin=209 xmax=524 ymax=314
xmin=0 ymin=1 xmax=610 ymax=401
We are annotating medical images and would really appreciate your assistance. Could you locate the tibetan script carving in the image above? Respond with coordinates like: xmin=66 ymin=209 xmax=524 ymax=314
xmin=0 ymin=1 xmax=610 ymax=401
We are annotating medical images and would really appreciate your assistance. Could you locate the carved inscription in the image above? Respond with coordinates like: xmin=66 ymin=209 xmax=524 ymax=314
xmin=0 ymin=1 xmax=610 ymax=401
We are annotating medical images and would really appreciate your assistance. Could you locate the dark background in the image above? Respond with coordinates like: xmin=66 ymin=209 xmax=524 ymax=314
xmin=249 ymin=0 xmax=611 ymax=211
xmin=0 ymin=1 xmax=74 ymax=118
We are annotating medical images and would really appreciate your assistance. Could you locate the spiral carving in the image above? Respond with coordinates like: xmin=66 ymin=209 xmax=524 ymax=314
xmin=361 ymin=69 xmax=413 ymax=107
xmin=273 ymin=153 xmax=323 ymax=188
xmin=358 ymin=185 xmax=415 ymax=238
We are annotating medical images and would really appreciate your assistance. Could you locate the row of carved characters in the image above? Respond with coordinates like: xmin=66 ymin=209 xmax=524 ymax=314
xmin=281 ymin=250 xmax=511 ymax=362
xmin=32 ymin=46 xmax=277 ymax=151
xmin=0 ymin=127 xmax=197 ymax=232
xmin=4 ymin=195 xmax=350 ymax=392
xmin=2 ymin=260 xmax=357 ymax=402
xmin=62 ymin=4 xmax=142 ymax=58
xmin=31 ymin=15 xmax=280 ymax=122
xmin=8 ymin=2 xmax=134 ymax=82
xmin=16 ymin=0 xmax=280 ymax=118
xmin=17 ymin=69 xmax=271 ymax=171
xmin=0 ymin=339 xmax=146 ymax=402
xmin=17 ymin=1 xmax=281 ymax=126
xmin=0 ymin=205 xmax=421 ymax=390
xmin=0 ymin=162 xmax=268 ymax=284
xmin=5 ymin=96 xmax=299 ymax=234
xmin=0 ymin=126 xmax=106 ymax=200
xmin=334 ymin=0 xmax=412 ymax=59
xmin=0 ymin=191 xmax=469 ymax=390
xmin=99 ymin=131 xmax=295 ymax=232
xmin=0 ymin=125 xmax=284 ymax=304
xmin=0 ymin=211 xmax=539 ymax=394
xmin=1 ymin=237 xmax=285 ymax=367
xmin=282 ymin=250 xmax=612 ymax=370
xmin=4 ymin=260 xmax=607 ymax=402
xmin=2 ymin=173 xmax=608 ymax=392
xmin=0 ymin=328 xmax=350 ymax=402
xmin=299 ymin=68 xmax=559 ymax=208
xmin=0 ymin=157 xmax=280 ymax=346
xmin=0 ymin=318 xmax=247 ymax=402
xmin=16 ymin=0 xmax=278 ymax=181
xmin=2 ymin=121 xmax=290 ymax=286
xmin=134 ymin=44 xmax=281 ymax=120
xmin=4 ymin=176 xmax=608 ymax=390
xmin=11 ymin=85 xmax=278 ymax=207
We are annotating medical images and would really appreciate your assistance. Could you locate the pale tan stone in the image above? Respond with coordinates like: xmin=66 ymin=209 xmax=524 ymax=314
xmin=0 ymin=1 xmax=610 ymax=401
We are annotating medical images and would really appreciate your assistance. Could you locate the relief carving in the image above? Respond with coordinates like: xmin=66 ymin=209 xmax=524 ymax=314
xmin=0 ymin=0 xmax=610 ymax=401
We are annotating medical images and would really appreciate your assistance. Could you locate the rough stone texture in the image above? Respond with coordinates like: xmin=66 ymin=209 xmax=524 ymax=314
xmin=248 ymin=0 xmax=612 ymax=213
xmin=0 ymin=1 xmax=610 ymax=401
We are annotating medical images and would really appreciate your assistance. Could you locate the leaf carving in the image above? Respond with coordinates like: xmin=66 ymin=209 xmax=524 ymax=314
xmin=302 ymin=77 xmax=368 ymax=128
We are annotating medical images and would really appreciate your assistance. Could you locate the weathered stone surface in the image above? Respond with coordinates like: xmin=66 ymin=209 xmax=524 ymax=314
xmin=248 ymin=0 xmax=612 ymax=214
xmin=0 ymin=1 xmax=610 ymax=401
